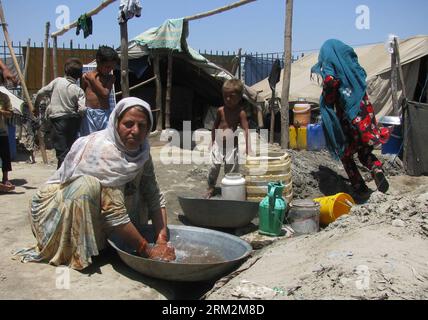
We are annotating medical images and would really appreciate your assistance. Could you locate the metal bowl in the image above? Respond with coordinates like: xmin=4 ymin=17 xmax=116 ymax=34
xmin=107 ymin=224 xmax=252 ymax=282
xmin=178 ymin=196 xmax=259 ymax=228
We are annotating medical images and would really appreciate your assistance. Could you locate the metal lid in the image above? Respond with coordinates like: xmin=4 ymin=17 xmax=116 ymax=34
xmin=290 ymin=199 xmax=320 ymax=208
xmin=379 ymin=116 xmax=401 ymax=125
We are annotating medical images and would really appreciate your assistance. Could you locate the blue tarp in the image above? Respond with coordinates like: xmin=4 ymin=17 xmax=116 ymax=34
xmin=244 ymin=55 xmax=284 ymax=86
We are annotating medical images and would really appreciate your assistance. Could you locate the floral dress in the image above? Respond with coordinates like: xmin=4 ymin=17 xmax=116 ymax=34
xmin=323 ymin=75 xmax=390 ymax=189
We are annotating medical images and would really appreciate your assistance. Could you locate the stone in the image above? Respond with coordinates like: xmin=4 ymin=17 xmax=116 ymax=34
xmin=392 ymin=219 xmax=405 ymax=227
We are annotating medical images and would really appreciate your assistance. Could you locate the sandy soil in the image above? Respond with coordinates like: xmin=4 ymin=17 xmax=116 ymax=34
xmin=1 ymin=135 xmax=427 ymax=300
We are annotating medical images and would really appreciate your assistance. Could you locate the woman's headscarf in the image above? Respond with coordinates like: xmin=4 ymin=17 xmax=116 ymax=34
xmin=47 ymin=97 xmax=153 ymax=187
xmin=311 ymin=39 xmax=368 ymax=159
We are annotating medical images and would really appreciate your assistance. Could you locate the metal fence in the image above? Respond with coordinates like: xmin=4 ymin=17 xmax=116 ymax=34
xmin=2 ymin=41 xmax=303 ymax=97
xmin=198 ymin=49 xmax=303 ymax=86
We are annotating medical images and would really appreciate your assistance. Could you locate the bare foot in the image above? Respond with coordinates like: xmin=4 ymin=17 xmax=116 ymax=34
xmin=204 ymin=187 xmax=215 ymax=199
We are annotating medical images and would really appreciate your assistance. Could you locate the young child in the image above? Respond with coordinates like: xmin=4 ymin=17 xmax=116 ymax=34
xmin=35 ymin=58 xmax=86 ymax=169
xmin=205 ymin=79 xmax=250 ymax=198
xmin=0 ymin=92 xmax=15 ymax=192
xmin=80 ymin=45 xmax=119 ymax=136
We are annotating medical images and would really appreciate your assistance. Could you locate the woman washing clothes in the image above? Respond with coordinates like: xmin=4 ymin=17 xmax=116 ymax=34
xmin=311 ymin=39 xmax=390 ymax=196
xmin=15 ymin=97 xmax=175 ymax=270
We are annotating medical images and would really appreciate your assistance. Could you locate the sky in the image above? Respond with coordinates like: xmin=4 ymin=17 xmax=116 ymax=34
xmin=2 ymin=0 xmax=427 ymax=55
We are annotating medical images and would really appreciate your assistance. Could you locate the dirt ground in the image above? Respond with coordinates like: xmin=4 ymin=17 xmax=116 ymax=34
xmin=1 ymin=134 xmax=427 ymax=300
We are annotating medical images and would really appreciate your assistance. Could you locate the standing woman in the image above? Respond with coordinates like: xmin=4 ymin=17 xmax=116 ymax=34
xmin=311 ymin=39 xmax=390 ymax=195
xmin=15 ymin=97 xmax=175 ymax=270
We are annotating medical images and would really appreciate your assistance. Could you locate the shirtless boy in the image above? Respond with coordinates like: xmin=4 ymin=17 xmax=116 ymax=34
xmin=80 ymin=46 xmax=119 ymax=136
xmin=206 ymin=79 xmax=250 ymax=198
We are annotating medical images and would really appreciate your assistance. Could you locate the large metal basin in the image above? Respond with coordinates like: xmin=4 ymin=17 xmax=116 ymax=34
xmin=178 ymin=196 xmax=259 ymax=228
xmin=108 ymin=225 xmax=252 ymax=282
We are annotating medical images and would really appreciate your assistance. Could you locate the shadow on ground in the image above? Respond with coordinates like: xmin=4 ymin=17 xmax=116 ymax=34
xmin=81 ymin=246 xmax=216 ymax=300
xmin=311 ymin=165 xmax=371 ymax=204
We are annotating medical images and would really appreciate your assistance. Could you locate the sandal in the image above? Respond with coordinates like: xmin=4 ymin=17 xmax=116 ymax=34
xmin=373 ymin=168 xmax=389 ymax=193
xmin=0 ymin=182 xmax=15 ymax=192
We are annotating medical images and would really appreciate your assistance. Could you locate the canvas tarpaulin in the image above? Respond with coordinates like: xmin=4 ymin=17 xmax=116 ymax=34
xmin=124 ymin=18 xmax=257 ymax=103
xmin=131 ymin=18 xmax=207 ymax=62
xmin=251 ymin=35 xmax=428 ymax=117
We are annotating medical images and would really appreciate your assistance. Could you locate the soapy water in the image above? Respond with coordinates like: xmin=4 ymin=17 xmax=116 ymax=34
xmin=132 ymin=240 xmax=225 ymax=264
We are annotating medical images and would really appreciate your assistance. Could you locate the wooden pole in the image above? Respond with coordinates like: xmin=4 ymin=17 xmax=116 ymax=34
xmin=280 ymin=0 xmax=293 ymax=149
xmin=115 ymin=76 xmax=156 ymax=96
xmin=153 ymin=55 xmax=163 ymax=131
xmin=165 ymin=52 xmax=173 ymax=129
xmin=20 ymin=38 xmax=31 ymax=142
xmin=390 ymin=42 xmax=399 ymax=116
xmin=119 ymin=21 xmax=129 ymax=97
xmin=231 ymin=48 xmax=242 ymax=77
xmin=0 ymin=0 xmax=48 ymax=163
xmin=184 ymin=0 xmax=256 ymax=22
xmin=52 ymin=36 xmax=58 ymax=78
xmin=269 ymin=90 xmax=276 ymax=143
xmin=393 ymin=38 xmax=407 ymax=104
xmin=42 ymin=22 xmax=50 ymax=86
xmin=23 ymin=38 xmax=30 ymax=82
xmin=51 ymin=0 xmax=116 ymax=37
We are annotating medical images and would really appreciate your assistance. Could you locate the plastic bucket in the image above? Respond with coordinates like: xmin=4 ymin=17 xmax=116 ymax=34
xmin=313 ymin=193 xmax=355 ymax=225
xmin=293 ymin=104 xmax=311 ymax=127
xmin=381 ymin=125 xmax=402 ymax=155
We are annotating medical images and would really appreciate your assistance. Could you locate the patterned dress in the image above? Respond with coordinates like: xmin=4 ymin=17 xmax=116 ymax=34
xmin=323 ymin=75 xmax=390 ymax=189
xmin=14 ymin=156 xmax=165 ymax=270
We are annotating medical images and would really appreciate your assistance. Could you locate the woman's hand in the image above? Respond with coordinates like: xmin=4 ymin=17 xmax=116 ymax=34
xmin=146 ymin=243 xmax=176 ymax=262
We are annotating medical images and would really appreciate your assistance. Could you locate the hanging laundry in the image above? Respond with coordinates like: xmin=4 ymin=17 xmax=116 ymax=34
xmin=76 ymin=14 xmax=93 ymax=39
xmin=118 ymin=0 xmax=142 ymax=24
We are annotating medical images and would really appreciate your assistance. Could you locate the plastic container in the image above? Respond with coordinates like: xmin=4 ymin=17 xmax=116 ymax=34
xmin=297 ymin=126 xmax=307 ymax=150
xmin=313 ymin=193 xmax=355 ymax=225
xmin=381 ymin=125 xmax=402 ymax=155
xmin=244 ymin=152 xmax=293 ymax=202
xmin=221 ymin=173 xmax=246 ymax=201
xmin=259 ymin=182 xmax=287 ymax=236
xmin=289 ymin=125 xmax=297 ymax=149
xmin=7 ymin=124 xmax=16 ymax=160
xmin=307 ymin=123 xmax=326 ymax=151
xmin=287 ymin=199 xmax=320 ymax=234
xmin=293 ymin=103 xmax=311 ymax=127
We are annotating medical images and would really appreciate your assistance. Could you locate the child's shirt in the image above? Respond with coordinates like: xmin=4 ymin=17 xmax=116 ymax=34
xmin=37 ymin=76 xmax=86 ymax=119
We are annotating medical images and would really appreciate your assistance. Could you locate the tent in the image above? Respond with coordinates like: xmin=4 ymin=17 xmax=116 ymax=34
xmin=0 ymin=86 xmax=23 ymax=115
xmin=116 ymin=19 xmax=258 ymax=131
xmin=251 ymin=35 xmax=428 ymax=118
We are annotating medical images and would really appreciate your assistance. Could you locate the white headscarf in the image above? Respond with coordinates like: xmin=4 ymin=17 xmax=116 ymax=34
xmin=47 ymin=97 xmax=153 ymax=187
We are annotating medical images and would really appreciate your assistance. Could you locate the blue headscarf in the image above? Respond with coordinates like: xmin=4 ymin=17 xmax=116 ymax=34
xmin=311 ymin=39 xmax=367 ymax=159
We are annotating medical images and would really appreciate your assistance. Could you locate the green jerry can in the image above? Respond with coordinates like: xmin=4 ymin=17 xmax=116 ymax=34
xmin=258 ymin=182 xmax=287 ymax=236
